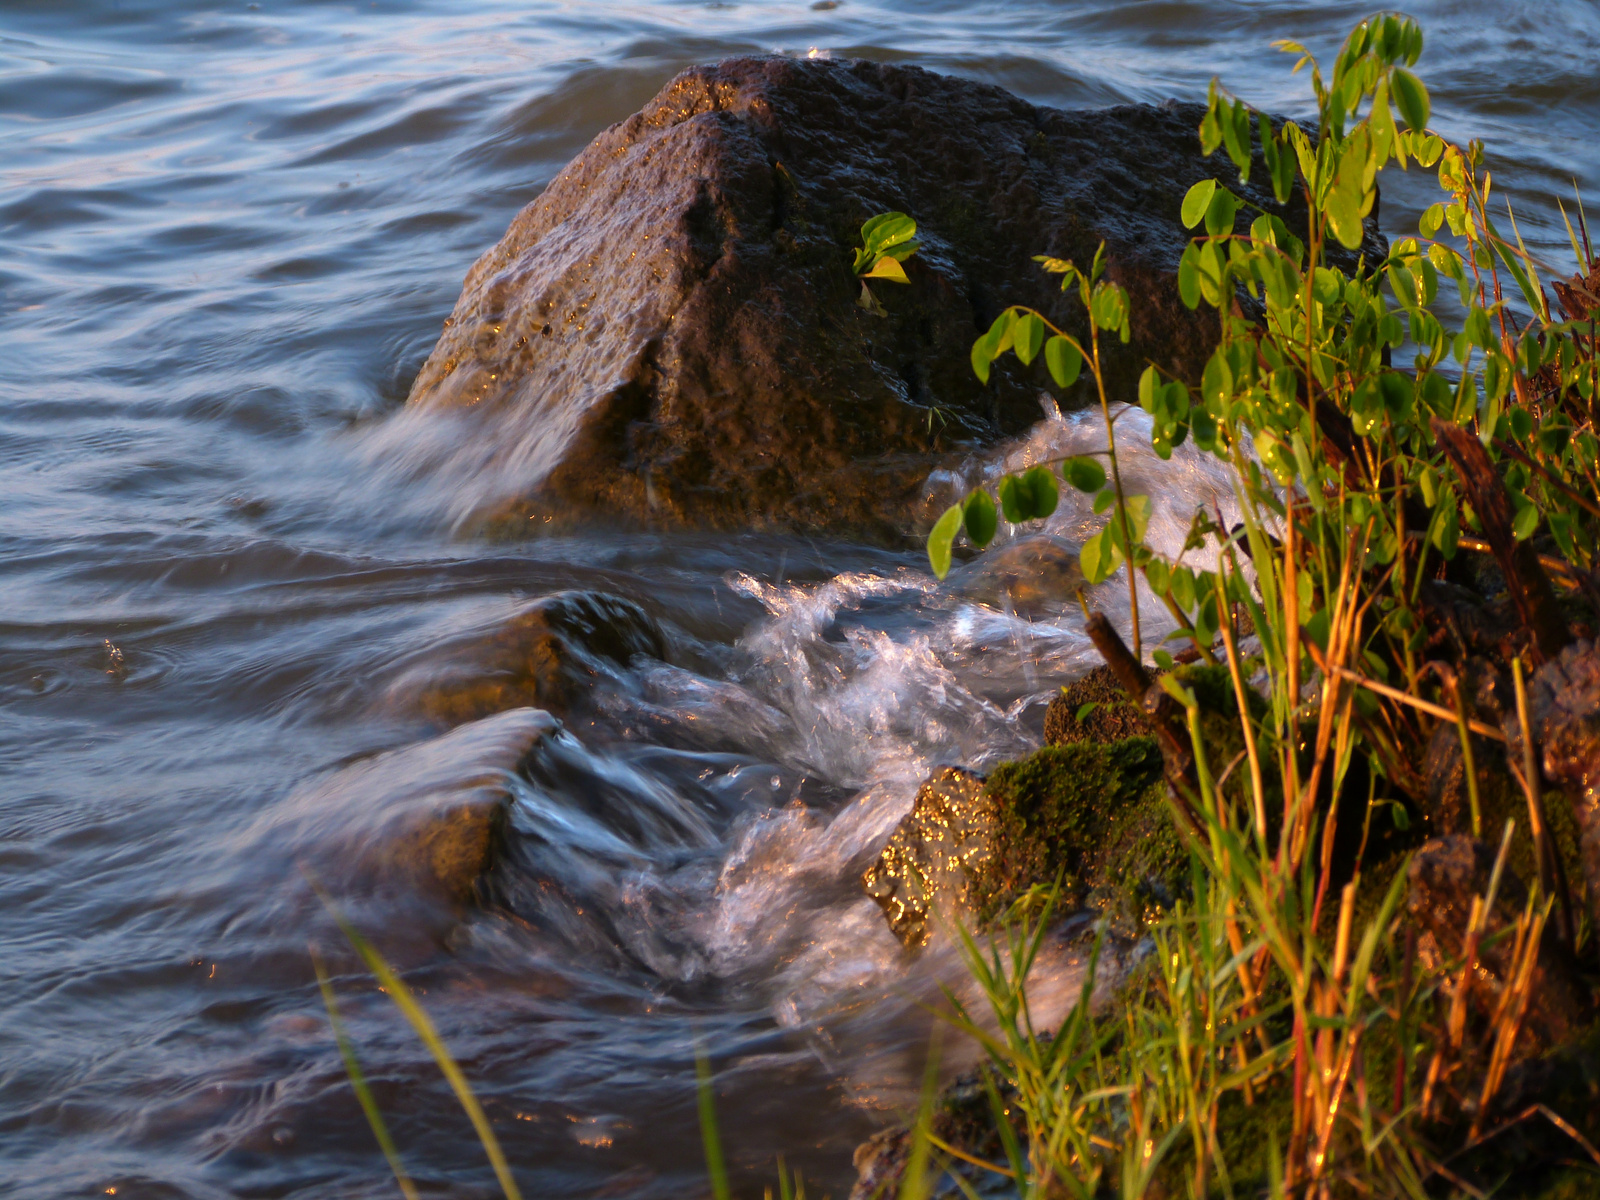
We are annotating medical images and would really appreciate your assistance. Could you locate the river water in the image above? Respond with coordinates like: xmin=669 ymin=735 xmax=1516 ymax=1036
xmin=3 ymin=1 xmax=1596 ymax=1196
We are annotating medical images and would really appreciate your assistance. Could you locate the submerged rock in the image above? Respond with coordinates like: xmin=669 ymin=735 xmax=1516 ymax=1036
xmin=408 ymin=590 xmax=666 ymax=723
xmin=249 ymin=707 xmax=560 ymax=908
xmin=951 ymin=534 xmax=1085 ymax=616
xmin=407 ymin=57 xmax=1375 ymax=536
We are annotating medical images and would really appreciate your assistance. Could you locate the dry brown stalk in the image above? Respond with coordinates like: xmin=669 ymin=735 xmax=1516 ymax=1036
xmin=1325 ymin=665 xmax=1507 ymax=742
xmin=1423 ymin=823 xmax=1516 ymax=1120
xmin=1512 ymin=654 xmax=1576 ymax=946
xmin=1472 ymin=897 xmax=1548 ymax=1137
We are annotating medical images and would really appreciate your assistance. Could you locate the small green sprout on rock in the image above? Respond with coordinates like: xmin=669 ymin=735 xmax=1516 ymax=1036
xmin=852 ymin=210 xmax=918 ymax=314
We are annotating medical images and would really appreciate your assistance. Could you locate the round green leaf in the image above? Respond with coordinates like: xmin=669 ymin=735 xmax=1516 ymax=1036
xmin=1144 ymin=557 xmax=1170 ymax=596
xmin=1181 ymin=178 xmax=1217 ymax=229
xmin=1079 ymin=526 xmax=1122 ymax=585
xmin=1122 ymin=493 xmax=1153 ymax=544
xmin=1013 ymin=312 xmax=1045 ymax=366
xmin=863 ymin=255 xmax=909 ymax=283
xmin=1138 ymin=365 xmax=1160 ymax=413
xmin=1512 ymin=501 xmax=1540 ymax=542
xmin=1022 ymin=465 xmax=1059 ymax=519
xmin=1391 ymin=68 xmax=1430 ymax=132
xmin=1164 ymin=380 xmax=1191 ymax=419
xmin=1044 ymin=336 xmax=1083 ymax=388
xmin=962 ymin=488 xmax=998 ymax=548
xmin=1064 ymin=455 xmax=1106 ymax=494
xmin=1177 ymin=243 xmax=1202 ymax=310
xmin=1203 ymin=187 xmax=1241 ymax=237
xmin=970 ymin=338 xmax=993 ymax=384
xmin=1419 ymin=202 xmax=1444 ymax=239
xmin=861 ymin=212 xmax=916 ymax=254
xmin=926 ymin=503 xmax=963 ymax=578
xmin=998 ymin=474 xmax=1032 ymax=523
xmin=1325 ymin=189 xmax=1365 ymax=250
xmin=1378 ymin=371 xmax=1414 ymax=418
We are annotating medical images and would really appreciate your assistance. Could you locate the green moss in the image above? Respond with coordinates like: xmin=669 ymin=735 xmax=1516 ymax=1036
xmin=1044 ymin=665 xmax=1150 ymax=745
xmin=976 ymin=737 xmax=1185 ymax=926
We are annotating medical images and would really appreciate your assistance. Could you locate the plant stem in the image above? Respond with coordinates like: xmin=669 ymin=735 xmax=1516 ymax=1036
xmin=1092 ymin=328 xmax=1141 ymax=662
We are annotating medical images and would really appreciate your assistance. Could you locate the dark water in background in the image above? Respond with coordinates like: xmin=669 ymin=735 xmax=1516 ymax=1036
xmin=2 ymin=1 xmax=1597 ymax=1195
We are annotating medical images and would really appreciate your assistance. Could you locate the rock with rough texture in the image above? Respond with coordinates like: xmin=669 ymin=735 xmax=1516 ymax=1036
xmin=862 ymin=767 xmax=993 ymax=947
xmin=1419 ymin=717 xmax=1518 ymax=840
xmin=1043 ymin=663 xmax=1150 ymax=746
xmin=850 ymin=1074 xmax=1016 ymax=1200
xmin=1516 ymin=640 xmax=1600 ymax=928
xmin=863 ymin=737 xmax=1180 ymax=946
xmin=405 ymin=590 xmax=666 ymax=724
xmin=1406 ymin=834 xmax=1588 ymax=1051
xmin=408 ymin=56 xmax=1380 ymax=536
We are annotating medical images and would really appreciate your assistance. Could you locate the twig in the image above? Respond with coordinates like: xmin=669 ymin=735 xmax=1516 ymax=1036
xmin=1455 ymin=535 xmax=1586 ymax=590
xmin=1326 ymin=665 xmax=1507 ymax=742
xmin=1446 ymin=1104 xmax=1600 ymax=1170
xmin=1432 ymin=417 xmax=1573 ymax=662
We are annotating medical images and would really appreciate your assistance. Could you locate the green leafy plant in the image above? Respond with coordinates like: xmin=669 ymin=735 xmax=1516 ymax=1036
xmin=927 ymin=244 xmax=1156 ymax=658
xmin=853 ymin=211 xmax=920 ymax=314
xmin=913 ymin=7 xmax=1600 ymax=1195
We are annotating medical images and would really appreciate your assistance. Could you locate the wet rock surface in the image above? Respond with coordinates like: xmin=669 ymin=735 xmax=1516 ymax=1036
xmin=861 ymin=766 xmax=993 ymax=947
xmin=409 ymin=590 xmax=666 ymax=723
xmin=409 ymin=56 xmax=1378 ymax=536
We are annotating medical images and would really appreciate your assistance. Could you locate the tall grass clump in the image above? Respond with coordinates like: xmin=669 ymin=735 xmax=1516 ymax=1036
xmin=923 ymin=8 xmax=1600 ymax=1196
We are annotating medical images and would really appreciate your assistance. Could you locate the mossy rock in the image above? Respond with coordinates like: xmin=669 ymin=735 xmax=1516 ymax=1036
xmin=1043 ymin=664 xmax=1150 ymax=745
xmin=862 ymin=736 xmax=1185 ymax=946
xmin=977 ymin=737 xmax=1184 ymax=925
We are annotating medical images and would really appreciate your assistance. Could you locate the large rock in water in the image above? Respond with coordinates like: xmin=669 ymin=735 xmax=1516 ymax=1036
xmin=408 ymin=57 xmax=1353 ymax=537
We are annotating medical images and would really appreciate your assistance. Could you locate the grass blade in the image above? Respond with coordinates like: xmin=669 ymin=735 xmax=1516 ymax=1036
xmin=697 ymin=1045 xmax=732 ymax=1200
xmin=311 ymin=947 xmax=421 ymax=1200
xmin=898 ymin=1037 xmax=943 ymax=1200
xmin=316 ymin=890 xmax=525 ymax=1200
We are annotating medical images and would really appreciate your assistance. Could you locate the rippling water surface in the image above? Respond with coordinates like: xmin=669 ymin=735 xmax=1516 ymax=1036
xmin=3 ymin=1 xmax=1597 ymax=1195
